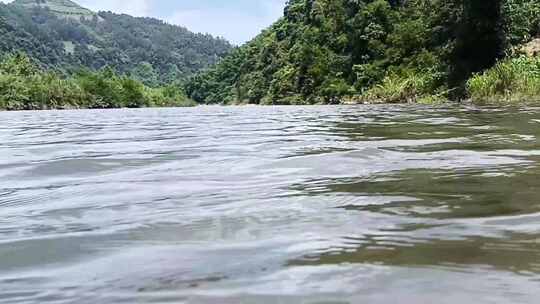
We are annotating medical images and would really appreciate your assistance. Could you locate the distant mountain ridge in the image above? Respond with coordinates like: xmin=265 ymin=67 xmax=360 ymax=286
xmin=0 ymin=0 xmax=232 ymax=85
xmin=12 ymin=0 xmax=96 ymax=19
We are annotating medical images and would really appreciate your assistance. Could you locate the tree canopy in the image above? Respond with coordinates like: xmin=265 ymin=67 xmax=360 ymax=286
xmin=186 ymin=0 xmax=540 ymax=104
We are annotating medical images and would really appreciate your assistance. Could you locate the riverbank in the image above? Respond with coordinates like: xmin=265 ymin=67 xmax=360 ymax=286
xmin=4 ymin=52 xmax=540 ymax=110
xmin=340 ymin=54 xmax=540 ymax=105
xmin=0 ymin=53 xmax=195 ymax=111
xmin=467 ymin=56 xmax=540 ymax=103
xmin=197 ymin=52 xmax=540 ymax=106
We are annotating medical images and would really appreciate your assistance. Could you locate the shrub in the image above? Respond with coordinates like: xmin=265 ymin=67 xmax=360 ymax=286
xmin=0 ymin=53 xmax=196 ymax=110
xmin=467 ymin=56 xmax=540 ymax=102
xmin=358 ymin=71 xmax=442 ymax=103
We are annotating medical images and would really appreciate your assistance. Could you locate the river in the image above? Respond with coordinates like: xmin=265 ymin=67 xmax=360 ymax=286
xmin=1 ymin=105 xmax=539 ymax=303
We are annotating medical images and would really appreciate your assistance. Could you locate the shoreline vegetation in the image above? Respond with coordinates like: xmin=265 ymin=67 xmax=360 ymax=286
xmin=184 ymin=0 xmax=540 ymax=106
xmin=467 ymin=55 xmax=540 ymax=104
xmin=0 ymin=53 xmax=195 ymax=111
xmin=4 ymin=53 xmax=540 ymax=111
xmin=2 ymin=0 xmax=540 ymax=110
xmin=3 ymin=49 xmax=540 ymax=110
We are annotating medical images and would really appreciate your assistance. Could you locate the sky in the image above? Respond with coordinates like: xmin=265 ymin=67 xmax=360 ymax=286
xmin=0 ymin=0 xmax=287 ymax=44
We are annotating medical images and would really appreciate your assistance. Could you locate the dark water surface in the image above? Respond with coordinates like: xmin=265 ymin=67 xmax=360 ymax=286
xmin=1 ymin=105 xmax=540 ymax=303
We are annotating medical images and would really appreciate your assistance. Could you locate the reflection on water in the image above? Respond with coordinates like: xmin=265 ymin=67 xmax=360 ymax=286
xmin=0 ymin=105 xmax=540 ymax=303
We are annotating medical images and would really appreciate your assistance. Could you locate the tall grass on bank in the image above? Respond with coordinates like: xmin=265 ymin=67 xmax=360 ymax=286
xmin=0 ymin=53 xmax=195 ymax=111
xmin=468 ymin=56 xmax=540 ymax=103
xmin=351 ymin=71 xmax=447 ymax=104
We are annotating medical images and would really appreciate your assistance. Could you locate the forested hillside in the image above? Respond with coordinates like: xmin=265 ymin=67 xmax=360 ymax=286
xmin=186 ymin=0 xmax=540 ymax=104
xmin=0 ymin=0 xmax=232 ymax=86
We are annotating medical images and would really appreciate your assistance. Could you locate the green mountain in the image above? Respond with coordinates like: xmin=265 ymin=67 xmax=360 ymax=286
xmin=12 ymin=0 xmax=96 ymax=19
xmin=0 ymin=0 xmax=232 ymax=86
xmin=186 ymin=0 xmax=540 ymax=104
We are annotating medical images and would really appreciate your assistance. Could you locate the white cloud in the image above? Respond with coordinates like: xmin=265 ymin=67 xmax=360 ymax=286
xmin=166 ymin=1 xmax=284 ymax=44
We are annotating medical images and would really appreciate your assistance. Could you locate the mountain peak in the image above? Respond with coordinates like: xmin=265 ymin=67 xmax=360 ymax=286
xmin=12 ymin=0 xmax=95 ymax=19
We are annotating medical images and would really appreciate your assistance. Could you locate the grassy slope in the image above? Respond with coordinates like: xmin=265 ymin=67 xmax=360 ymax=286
xmin=12 ymin=0 xmax=95 ymax=19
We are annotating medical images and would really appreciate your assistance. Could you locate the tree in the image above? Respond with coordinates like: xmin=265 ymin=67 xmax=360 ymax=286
xmin=450 ymin=0 xmax=506 ymax=91
xmin=132 ymin=62 xmax=159 ymax=87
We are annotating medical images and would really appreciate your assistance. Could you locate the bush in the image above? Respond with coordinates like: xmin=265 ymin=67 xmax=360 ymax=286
xmin=0 ymin=53 xmax=195 ymax=110
xmin=74 ymin=68 xmax=122 ymax=108
xmin=144 ymin=84 xmax=196 ymax=107
xmin=0 ymin=74 xmax=31 ymax=110
xmin=27 ymin=73 xmax=90 ymax=109
xmin=358 ymin=71 xmax=443 ymax=103
xmin=467 ymin=56 xmax=540 ymax=102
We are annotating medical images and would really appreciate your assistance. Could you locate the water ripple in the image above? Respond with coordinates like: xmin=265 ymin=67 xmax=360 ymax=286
xmin=0 ymin=105 xmax=540 ymax=303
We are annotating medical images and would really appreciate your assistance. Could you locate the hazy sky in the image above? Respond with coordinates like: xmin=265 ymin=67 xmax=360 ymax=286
xmin=0 ymin=0 xmax=287 ymax=44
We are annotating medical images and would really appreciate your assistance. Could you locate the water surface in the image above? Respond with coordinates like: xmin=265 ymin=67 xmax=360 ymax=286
xmin=1 ymin=105 xmax=540 ymax=303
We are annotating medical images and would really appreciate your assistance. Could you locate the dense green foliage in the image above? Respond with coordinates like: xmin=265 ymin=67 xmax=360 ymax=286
xmin=468 ymin=56 xmax=540 ymax=103
xmin=0 ymin=0 xmax=232 ymax=86
xmin=3 ymin=0 xmax=540 ymax=106
xmin=0 ymin=53 xmax=195 ymax=110
xmin=186 ymin=0 xmax=540 ymax=104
